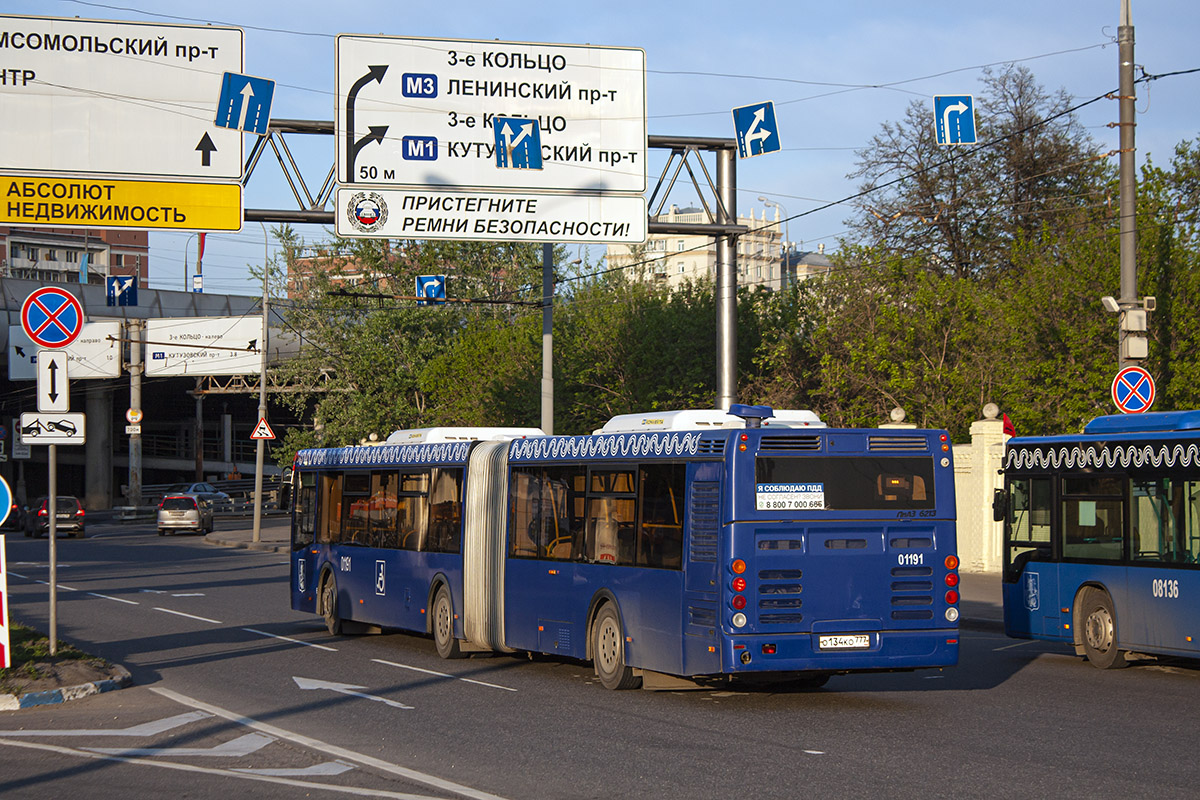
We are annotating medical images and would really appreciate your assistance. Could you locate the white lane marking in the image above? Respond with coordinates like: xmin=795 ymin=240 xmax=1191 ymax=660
xmin=372 ymin=659 xmax=518 ymax=693
xmin=87 ymin=731 xmax=276 ymax=757
xmin=11 ymin=563 xmax=73 ymax=567
xmin=88 ymin=591 xmax=139 ymax=605
xmin=8 ymin=571 xmax=26 ymax=579
xmin=243 ymin=627 xmax=337 ymax=652
xmin=0 ymin=738 xmax=449 ymax=800
xmin=234 ymin=760 xmax=356 ymax=777
xmin=994 ymin=640 xmax=1036 ymax=651
xmin=151 ymin=687 xmax=512 ymax=800
xmin=293 ymin=676 xmax=413 ymax=710
xmin=0 ymin=711 xmax=212 ymax=737
xmin=31 ymin=579 xmax=77 ymax=591
xmin=804 ymin=750 xmax=826 ymax=755
xmin=154 ymin=607 xmax=222 ymax=625
xmin=172 ymin=593 xmax=205 ymax=597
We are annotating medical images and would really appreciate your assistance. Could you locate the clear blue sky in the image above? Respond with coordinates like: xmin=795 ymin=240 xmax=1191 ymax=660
xmin=6 ymin=0 xmax=1198 ymax=293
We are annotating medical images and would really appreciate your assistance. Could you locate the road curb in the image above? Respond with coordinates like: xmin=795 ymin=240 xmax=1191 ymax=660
xmin=0 ymin=664 xmax=132 ymax=711
xmin=203 ymin=532 xmax=289 ymax=553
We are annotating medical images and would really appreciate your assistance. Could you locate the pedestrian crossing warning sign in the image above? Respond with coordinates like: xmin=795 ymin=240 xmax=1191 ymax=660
xmin=251 ymin=418 xmax=275 ymax=440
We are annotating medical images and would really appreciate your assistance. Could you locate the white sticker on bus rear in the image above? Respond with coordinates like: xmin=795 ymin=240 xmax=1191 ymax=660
xmin=756 ymin=482 xmax=825 ymax=511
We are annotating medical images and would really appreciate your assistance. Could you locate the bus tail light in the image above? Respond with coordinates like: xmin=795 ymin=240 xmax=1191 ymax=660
xmin=732 ymin=613 xmax=747 ymax=628
xmin=731 ymin=595 xmax=747 ymax=610
xmin=732 ymin=577 xmax=746 ymax=592
xmin=945 ymin=573 xmax=959 ymax=587
xmin=945 ymin=607 xmax=960 ymax=622
xmin=731 ymin=559 xmax=746 ymax=574
xmin=762 ymin=643 xmax=776 ymax=655
xmin=944 ymin=555 xmax=959 ymax=570
xmin=945 ymin=590 xmax=959 ymax=604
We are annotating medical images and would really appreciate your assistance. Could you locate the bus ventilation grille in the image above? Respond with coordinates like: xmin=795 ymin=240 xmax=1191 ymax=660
xmin=760 ymin=613 xmax=805 ymax=624
xmin=697 ymin=440 xmax=726 ymax=455
xmin=868 ymin=436 xmax=929 ymax=451
xmin=688 ymin=483 xmax=720 ymax=563
xmin=759 ymin=436 xmax=822 ymax=451
xmin=892 ymin=610 xmax=934 ymax=620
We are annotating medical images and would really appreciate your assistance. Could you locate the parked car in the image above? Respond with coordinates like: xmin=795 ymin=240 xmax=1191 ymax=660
xmin=24 ymin=496 xmax=86 ymax=538
xmin=158 ymin=494 xmax=215 ymax=535
xmin=166 ymin=482 xmax=230 ymax=504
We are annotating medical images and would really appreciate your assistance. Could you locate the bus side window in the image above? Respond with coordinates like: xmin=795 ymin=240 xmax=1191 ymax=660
xmin=294 ymin=473 xmax=316 ymax=551
xmin=1005 ymin=477 xmax=1051 ymax=580
xmin=639 ymin=464 xmax=685 ymax=569
xmin=319 ymin=474 xmax=343 ymax=545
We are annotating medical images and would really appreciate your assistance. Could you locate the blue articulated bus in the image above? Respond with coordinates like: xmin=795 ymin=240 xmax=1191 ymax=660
xmin=291 ymin=405 xmax=960 ymax=689
xmin=1000 ymin=410 xmax=1200 ymax=668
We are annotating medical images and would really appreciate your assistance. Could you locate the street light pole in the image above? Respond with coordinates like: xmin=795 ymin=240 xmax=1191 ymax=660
xmin=252 ymin=223 xmax=269 ymax=543
xmin=183 ymin=233 xmax=197 ymax=292
xmin=758 ymin=196 xmax=789 ymax=289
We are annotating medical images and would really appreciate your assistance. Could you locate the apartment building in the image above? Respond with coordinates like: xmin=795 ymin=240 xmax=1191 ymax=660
xmin=0 ymin=226 xmax=149 ymax=284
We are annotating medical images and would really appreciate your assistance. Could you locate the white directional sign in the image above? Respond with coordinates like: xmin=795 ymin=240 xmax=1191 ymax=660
xmin=20 ymin=412 xmax=85 ymax=445
xmin=0 ymin=15 xmax=244 ymax=179
xmin=335 ymin=36 xmax=647 ymax=193
xmin=8 ymin=322 xmax=122 ymax=380
xmin=144 ymin=317 xmax=263 ymax=376
xmin=37 ymin=350 xmax=69 ymax=413
xmin=336 ymin=187 xmax=647 ymax=244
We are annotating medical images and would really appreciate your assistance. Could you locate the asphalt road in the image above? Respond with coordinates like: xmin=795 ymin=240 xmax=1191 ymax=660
xmin=3 ymin=521 xmax=1199 ymax=799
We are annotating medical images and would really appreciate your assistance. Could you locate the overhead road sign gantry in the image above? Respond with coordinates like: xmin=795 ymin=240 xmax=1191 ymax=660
xmin=0 ymin=14 xmax=244 ymax=180
xmin=335 ymin=35 xmax=647 ymax=193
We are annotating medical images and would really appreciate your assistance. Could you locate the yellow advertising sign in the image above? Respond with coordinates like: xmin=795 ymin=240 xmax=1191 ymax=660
xmin=1 ymin=175 xmax=242 ymax=231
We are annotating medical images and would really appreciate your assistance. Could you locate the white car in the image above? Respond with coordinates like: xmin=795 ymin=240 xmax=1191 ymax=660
xmin=158 ymin=494 xmax=215 ymax=535
xmin=167 ymin=482 xmax=230 ymax=504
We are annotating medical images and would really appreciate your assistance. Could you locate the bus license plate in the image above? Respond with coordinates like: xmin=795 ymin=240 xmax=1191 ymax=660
xmin=818 ymin=634 xmax=870 ymax=650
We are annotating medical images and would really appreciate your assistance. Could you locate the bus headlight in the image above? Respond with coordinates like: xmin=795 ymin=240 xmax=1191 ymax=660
xmin=945 ymin=607 xmax=959 ymax=622
xmin=732 ymin=612 xmax=747 ymax=628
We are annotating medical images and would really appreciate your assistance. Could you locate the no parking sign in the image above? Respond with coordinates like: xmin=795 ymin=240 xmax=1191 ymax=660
xmin=1111 ymin=366 xmax=1156 ymax=413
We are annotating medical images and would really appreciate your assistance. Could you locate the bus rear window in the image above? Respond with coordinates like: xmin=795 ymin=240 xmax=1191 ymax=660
xmin=755 ymin=456 xmax=936 ymax=510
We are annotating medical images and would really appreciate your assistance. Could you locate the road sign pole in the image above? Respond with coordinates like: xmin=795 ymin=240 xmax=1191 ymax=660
xmin=48 ymin=442 xmax=57 ymax=656
xmin=1117 ymin=1 xmax=1140 ymax=369
xmin=252 ymin=223 xmax=270 ymax=544
xmin=541 ymin=243 xmax=554 ymax=435
xmin=129 ymin=321 xmax=143 ymax=508
xmin=716 ymin=147 xmax=737 ymax=410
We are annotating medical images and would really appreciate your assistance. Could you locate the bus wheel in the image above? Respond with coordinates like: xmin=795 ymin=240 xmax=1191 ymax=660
xmin=1079 ymin=588 xmax=1127 ymax=669
xmin=432 ymin=586 xmax=463 ymax=659
xmin=591 ymin=604 xmax=641 ymax=690
xmin=321 ymin=573 xmax=343 ymax=636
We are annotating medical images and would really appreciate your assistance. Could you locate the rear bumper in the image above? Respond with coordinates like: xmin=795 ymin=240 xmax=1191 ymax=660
xmin=721 ymin=627 xmax=959 ymax=673
xmin=159 ymin=518 xmax=206 ymax=531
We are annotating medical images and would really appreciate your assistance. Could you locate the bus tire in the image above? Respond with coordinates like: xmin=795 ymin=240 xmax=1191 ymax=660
xmin=1078 ymin=587 xmax=1127 ymax=669
xmin=432 ymin=585 xmax=463 ymax=659
xmin=321 ymin=573 xmax=343 ymax=636
xmin=591 ymin=604 xmax=641 ymax=690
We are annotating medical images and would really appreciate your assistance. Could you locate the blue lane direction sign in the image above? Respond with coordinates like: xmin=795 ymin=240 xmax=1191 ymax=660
xmin=416 ymin=275 xmax=447 ymax=306
xmin=21 ymin=287 xmax=84 ymax=349
xmin=493 ymin=117 xmax=543 ymax=170
xmin=106 ymin=276 xmax=138 ymax=307
xmin=1112 ymin=366 xmax=1156 ymax=413
xmin=215 ymin=72 xmax=276 ymax=136
xmin=934 ymin=95 xmax=976 ymax=146
xmin=0 ymin=475 xmax=11 ymax=528
xmin=733 ymin=102 xmax=781 ymax=159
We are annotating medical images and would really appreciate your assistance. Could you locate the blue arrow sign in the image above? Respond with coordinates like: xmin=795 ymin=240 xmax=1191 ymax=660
xmin=732 ymin=102 xmax=781 ymax=159
xmin=0 ymin=475 xmax=12 ymax=528
xmin=416 ymin=275 xmax=447 ymax=306
xmin=933 ymin=95 xmax=976 ymax=146
xmin=493 ymin=117 xmax=542 ymax=170
xmin=215 ymin=72 xmax=276 ymax=136
xmin=106 ymin=276 xmax=138 ymax=307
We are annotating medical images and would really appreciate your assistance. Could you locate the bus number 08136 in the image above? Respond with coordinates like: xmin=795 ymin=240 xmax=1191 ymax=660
xmin=1152 ymin=578 xmax=1180 ymax=599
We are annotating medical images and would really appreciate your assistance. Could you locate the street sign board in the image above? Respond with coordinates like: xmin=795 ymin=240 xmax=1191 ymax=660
xmin=493 ymin=117 xmax=543 ymax=170
xmin=0 ymin=15 xmax=244 ymax=180
xmin=336 ymin=187 xmax=646 ymax=244
xmin=0 ymin=175 xmax=243 ymax=231
xmin=335 ymin=35 xmax=646 ymax=192
xmin=21 ymin=286 xmax=83 ymax=349
xmin=106 ymin=276 xmax=138 ymax=307
xmin=732 ymin=102 xmax=781 ymax=159
xmin=416 ymin=275 xmax=447 ymax=305
xmin=215 ymin=72 xmax=276 ymax=136
xmin=934 ymin=95 xmax=976 ymax=146
xmin=37 ymin=350 xmax=69 ymax=413
xmin=8 ymin=322 xmax=122 ymax=380
xmin=144 ymin=317 xmax=262 ymax=376
xmin=251 ymin=417 xmax=276 ymax=440
xmin=1112 ymin=365 xmax=1156 ymax=413
xmin=19 ymin=412 xmax=85 ymax=445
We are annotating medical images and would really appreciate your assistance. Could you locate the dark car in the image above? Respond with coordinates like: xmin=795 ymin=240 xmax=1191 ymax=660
xmin=24 ymin=495 xmax=86 ymax=538
xmin=1 ymin=499 xmax=21 ymax=531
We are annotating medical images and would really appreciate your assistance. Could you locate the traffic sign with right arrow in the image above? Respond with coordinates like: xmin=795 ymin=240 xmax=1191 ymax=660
xmin=934 ymin=95 xmax=977 ymax=145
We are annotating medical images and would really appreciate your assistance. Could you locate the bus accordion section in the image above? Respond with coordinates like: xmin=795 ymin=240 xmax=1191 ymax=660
xmin=999 ymin=410 xmax=1200 ymax=668
xmin=290 ymin=407 xmax=960 ymax=689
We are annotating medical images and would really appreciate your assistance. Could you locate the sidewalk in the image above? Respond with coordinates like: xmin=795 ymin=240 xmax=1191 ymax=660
xmin=204 ymin=524 xmax=1006 ymax=632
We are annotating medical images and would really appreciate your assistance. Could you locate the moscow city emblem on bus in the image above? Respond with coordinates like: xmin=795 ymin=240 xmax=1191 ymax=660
xmin=347 ymin=191 xmax=388 ymax=233
xmin=1023 ymin=571 xmax=1039 ymax=611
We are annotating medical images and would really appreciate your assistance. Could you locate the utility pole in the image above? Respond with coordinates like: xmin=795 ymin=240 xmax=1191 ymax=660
xmin=540 ymin=242 xmax=554 ymax=435
xmin=128 ymin=320 xmax=142 ymax=508
xmin=252 ymin=223 xmax=270 ymax=543
xmin=1113 ymin=0 xmax=1150 ymax=367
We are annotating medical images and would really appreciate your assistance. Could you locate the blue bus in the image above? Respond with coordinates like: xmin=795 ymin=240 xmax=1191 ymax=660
xmin=1000 ymin=410 xmax=1200 ymax=668
xmin=291 ymin=405 xmax=960 ymax=689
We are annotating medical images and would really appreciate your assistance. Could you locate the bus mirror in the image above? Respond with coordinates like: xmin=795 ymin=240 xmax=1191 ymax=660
xmin=992 ymin=488 xmax=1006 ymax=522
